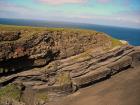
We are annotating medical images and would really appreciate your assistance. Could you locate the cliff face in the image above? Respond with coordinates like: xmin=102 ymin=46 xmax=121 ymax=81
xmin=0 ymin=25 xmax=140 ymax=105
xmin=0 ymin=25 xmax=122 ymax=74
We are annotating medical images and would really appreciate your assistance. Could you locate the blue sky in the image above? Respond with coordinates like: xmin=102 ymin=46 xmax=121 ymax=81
xmin=0 ymin=0 xmax=140 ymax=28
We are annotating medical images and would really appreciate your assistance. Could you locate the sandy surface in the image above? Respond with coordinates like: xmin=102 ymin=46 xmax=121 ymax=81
xmin=49 ymin=65 xmax=140 ymax=105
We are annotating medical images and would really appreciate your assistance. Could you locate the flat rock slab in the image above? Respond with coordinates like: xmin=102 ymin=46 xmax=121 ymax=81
xmin=49 ymin=65 xmax=140 ymax=105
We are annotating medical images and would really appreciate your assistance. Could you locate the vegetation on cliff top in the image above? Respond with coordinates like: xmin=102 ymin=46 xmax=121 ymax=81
xmin=0 ymin=24 xmax=124 ymax=47
xmin=0 ymin=24 xmax=125 ymax=74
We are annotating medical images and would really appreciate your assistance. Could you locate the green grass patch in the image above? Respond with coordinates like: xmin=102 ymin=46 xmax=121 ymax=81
xmin=111 ymin=38 xmax=123 ymax=47
xmin=0 ymin=84 xmax=22 ymax=101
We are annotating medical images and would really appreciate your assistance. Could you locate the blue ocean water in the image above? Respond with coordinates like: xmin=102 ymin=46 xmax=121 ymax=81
xmin=0 ymin=18 xmax=140 ymax=46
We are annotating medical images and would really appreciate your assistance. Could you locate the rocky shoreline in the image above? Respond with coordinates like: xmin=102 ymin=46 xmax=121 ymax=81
xmin=0 ymin=25 xmax=140 ymax=105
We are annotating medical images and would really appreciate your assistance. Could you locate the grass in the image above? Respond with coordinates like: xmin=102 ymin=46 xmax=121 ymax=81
xmin=56 ymin=72 xmax=71 ymax=86
xmin=35 ymin=92 xmax=48 ymax=102
xmin=111 ymin=37 xmax=124 ymax=47
xmin=0 ymin=24 xmax=97 ymax=35
xmin=0 ymin=24 xmax=47 ymax=31
xmin=103 ymin=37 xmax=125 ymax=51
xmin=0 ymin=83 xmax=22 ymax=101
xmin=0 ymin=24 xmax=96 ymax=31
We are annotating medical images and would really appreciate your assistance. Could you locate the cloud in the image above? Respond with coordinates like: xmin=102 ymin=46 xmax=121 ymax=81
xmin=96 ymin=0 xmax=112 ymax=4
xmin=0 ymin=0 xmax=140 ymax=28
xmin=38 ymin=0 xmax=86 ymax=5
xmin=67 ymin=12 xmax=140 ymax=28
xmin=0 ymin=2 xmax=47 ymax=19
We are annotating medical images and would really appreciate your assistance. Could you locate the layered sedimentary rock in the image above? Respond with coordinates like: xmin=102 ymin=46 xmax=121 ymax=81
xmin=0 ymin=25 xmax=140 ymax=105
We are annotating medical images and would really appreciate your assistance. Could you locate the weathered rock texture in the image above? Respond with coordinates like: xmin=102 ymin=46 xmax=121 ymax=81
xmin=0 ymin=25 xmax=140 ymax=105
xmin=0 ymin=25 xmax=123 ymax=74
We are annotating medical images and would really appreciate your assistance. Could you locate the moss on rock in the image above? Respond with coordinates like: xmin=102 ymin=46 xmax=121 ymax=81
xmin=0 ymin=83 xmax=22 ymax=102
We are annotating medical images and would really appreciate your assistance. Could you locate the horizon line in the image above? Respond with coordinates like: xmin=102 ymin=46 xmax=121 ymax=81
xmin=0 ymin=17 xmax=140 ymax=30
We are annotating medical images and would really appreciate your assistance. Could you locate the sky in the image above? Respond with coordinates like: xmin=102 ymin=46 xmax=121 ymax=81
xmin=0 ymin=0 xmax=140 ymax=28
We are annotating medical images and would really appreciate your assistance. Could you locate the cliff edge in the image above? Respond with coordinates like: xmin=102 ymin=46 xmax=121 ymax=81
xmin=0 ymin=25 xmax=139 ymax=105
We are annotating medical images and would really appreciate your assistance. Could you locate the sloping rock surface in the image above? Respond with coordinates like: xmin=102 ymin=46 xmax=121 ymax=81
xmin=0 ymin=25 xmax=140 ymax=105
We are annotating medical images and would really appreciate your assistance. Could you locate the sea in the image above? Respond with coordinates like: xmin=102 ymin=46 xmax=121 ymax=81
xmin=0 ymin=18 xmax=140 ymax=46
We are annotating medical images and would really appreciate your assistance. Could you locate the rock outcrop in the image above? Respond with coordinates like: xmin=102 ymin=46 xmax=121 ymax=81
xmin=0 ymin=25 xmax=140 ymax=105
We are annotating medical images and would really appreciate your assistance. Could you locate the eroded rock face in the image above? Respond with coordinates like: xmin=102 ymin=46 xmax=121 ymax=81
xmin=1 ymin=46 xmax=140 ymax=98
xmin=0 ymin=31 xmax=21 ymax=41
xmin=0 ymin=26 xmax=120 ymax=75
xmin=0 ymin=25 xmax=140 ymax=105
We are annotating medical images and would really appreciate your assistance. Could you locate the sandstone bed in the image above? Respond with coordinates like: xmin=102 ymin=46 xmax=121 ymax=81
xmin=0 ymin=25 xmax=140 ymax=105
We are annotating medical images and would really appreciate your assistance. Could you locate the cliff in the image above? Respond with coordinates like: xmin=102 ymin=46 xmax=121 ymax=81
xmin=0 ymin=25 xmax=139 ymax=105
